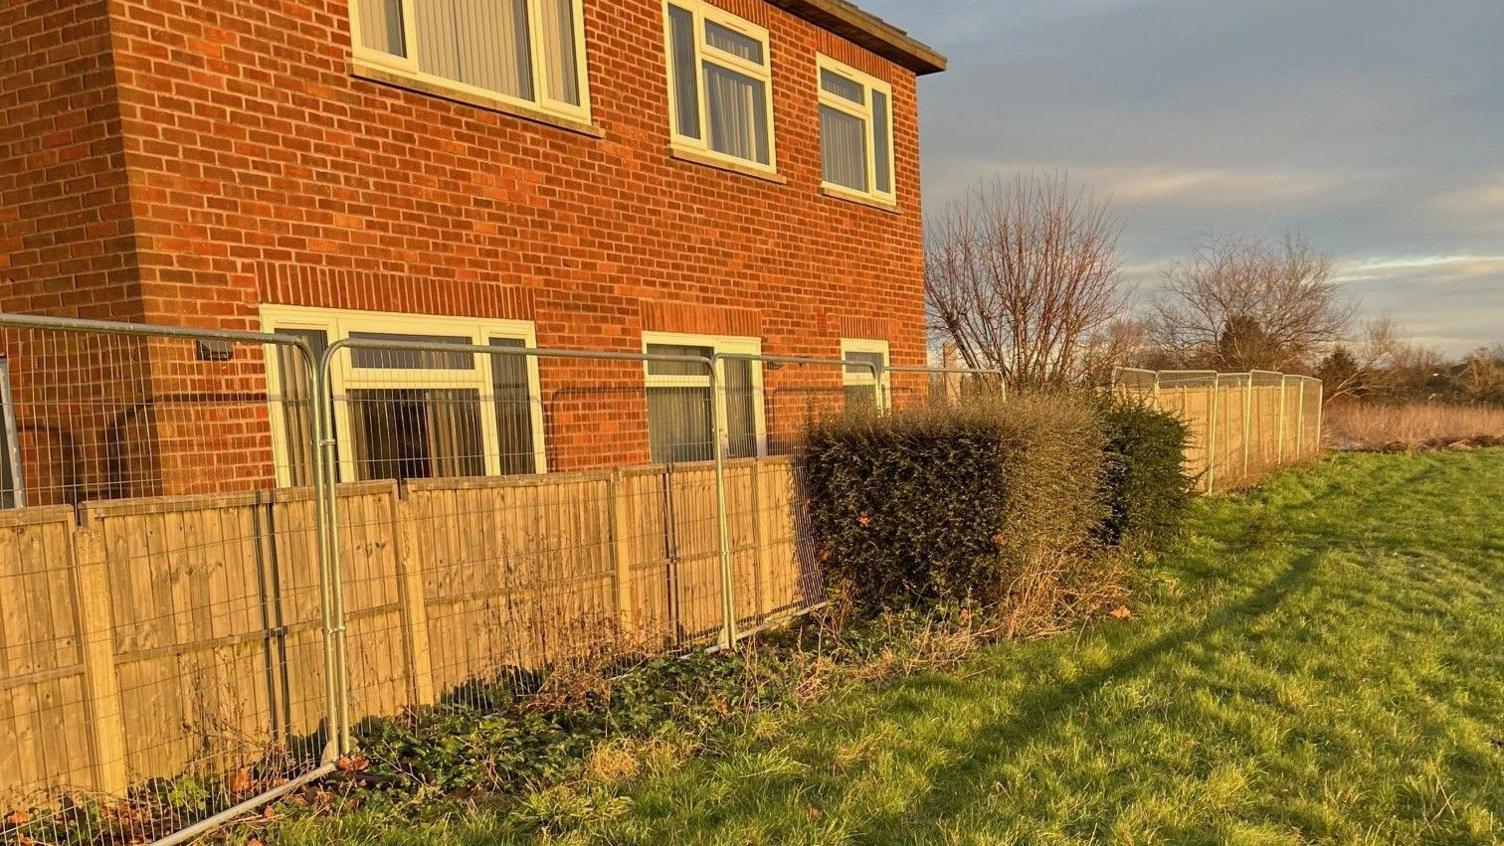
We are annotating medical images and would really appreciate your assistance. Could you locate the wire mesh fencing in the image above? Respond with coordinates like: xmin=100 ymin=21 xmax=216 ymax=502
xmin=885 ymin=364 xmax=1006 ymax=413
xmin=0 ymin=314 xmax=335 ymax=846
xmin=1115 ymin=367 xmax=1325 ymax=493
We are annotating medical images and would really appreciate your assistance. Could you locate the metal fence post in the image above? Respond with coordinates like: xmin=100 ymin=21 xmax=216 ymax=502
xmin=313 ymin=345 xmax=352 ymax=758
xmin=708 ymin=355 xmax=738 ymax=650
xmin=1313 ymin=378 xmax=1325 ymax=451
xmin=1242 ymin=373 xmax=1253 ymax=481
xmin=1295 ymin=376 xmax=1306 ymax=458
xmin=1277 ymin=375 xmax=1288 ymax=464
xmin=1207 ymin=373 xmax=1219 ymax=494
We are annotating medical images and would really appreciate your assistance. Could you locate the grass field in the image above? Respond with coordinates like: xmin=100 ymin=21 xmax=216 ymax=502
xmin=278 ymin=450 xmax=1504 ymax=845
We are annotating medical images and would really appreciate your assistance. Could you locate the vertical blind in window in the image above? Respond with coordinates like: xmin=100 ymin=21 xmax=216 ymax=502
xmin=415 ymin=0 xmax=534 ymax=100
xmin=354 ymin=0 xmax=584 ymax=111
xmin=644 ymin=343 xmax=759 ymax=464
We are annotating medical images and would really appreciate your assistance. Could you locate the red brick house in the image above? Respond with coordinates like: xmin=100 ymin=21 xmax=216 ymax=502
xmin=0 ymin=0 xmax=945 ymax=504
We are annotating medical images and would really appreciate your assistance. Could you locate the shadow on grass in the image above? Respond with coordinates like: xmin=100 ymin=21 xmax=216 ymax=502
xmin=844 ymin=459 xmax=1442 ymax=842
xmin=855 ymin=545 xmax=1326 ymax=841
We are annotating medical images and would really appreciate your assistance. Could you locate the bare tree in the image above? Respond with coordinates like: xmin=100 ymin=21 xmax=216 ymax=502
xmin=1317 ymin=316 xmax=1408 ymax=402
xmin=925 ymin=173 xmax=1128 ymax=389
xmin=1151 ymin=231 xmax=1355 ymax=371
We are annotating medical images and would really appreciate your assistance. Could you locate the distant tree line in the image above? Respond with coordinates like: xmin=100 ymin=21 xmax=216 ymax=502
xmin=925 ymin=172 xmax=1497 ymax=406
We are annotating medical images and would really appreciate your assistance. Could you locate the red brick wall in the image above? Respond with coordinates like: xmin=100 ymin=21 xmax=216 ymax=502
xmin=9 ymin=0 xmax=933 ymax=489
xmin=1 ymin=1 xmax=163 ymax=503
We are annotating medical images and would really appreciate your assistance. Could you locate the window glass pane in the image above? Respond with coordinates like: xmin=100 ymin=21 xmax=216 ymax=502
xmin=844 ymin=350 xmax=886 ymax=377
xmin=821 ymin=104 xmax=868 ymax=191
xmin=705 ymin=63 xmax=769 ymax=164
xmin=416 ymin=0 xmax=534 ymax=100
xmin=872 ymin=89 xmax=892 ymax=194
xmin=489 ymin=338 xmax=536 ymax=475
xmin=349 ymin=388 xmax=486 ymax=481
xmin=844 ymin=384 xmax=878 ymax=410
xmin=704 ymin=20 xmax=763 ymax=65
xmin=667 ymin=5 xmax=701 ymax=139
xmin=647 ymin=387 xmax=713 ymax=464
xmin=0 ymin=363 xmax=16 ymax=510
xmin=273 ymin=329 xmax=329 ymax=487
xmin=819 ymin=68 xmax=864 ymax=104
xmin=356 ymin=0 xmax=407 ymax=57
xmin=724 ymin=358 xmax=757 ymax=459
xmin=646 ymin=343 xmax=714 ymax=377
xmin=349 ymin=332 xmax=474 ymax=370
xmin=540 ymin=0 xmax=581 ymax=106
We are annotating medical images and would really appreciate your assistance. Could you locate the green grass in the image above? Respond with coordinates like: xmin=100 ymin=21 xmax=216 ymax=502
xmin=276 ymin=450 xmax=1504 ymax=845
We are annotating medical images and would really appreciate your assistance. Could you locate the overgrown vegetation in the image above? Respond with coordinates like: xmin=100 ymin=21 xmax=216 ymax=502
xmin=274 ymin=449 xmax=1504 ymax=844
xmin=800 ymin=395 xmax=1113 ymax=629
xmin=1325 ymin=400 xmax=1504 ymax=451
xmin=1095 ymin=394 xmax=1196 ymax=550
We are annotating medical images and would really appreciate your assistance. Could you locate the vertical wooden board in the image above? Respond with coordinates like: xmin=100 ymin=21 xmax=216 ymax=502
xmin=0 ymin=510 xmax=89 ymax=803
xmin=623 ymin=469 xmax=671 ymax=646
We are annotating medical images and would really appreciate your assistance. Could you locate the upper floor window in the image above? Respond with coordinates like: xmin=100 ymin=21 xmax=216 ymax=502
xmin=664 ymin=0 xmax=776 ymax=172
xmin=817 ymin=56 xmax=895 ymax=204
xmin=350 ymin=0 xmax=590 ymax=122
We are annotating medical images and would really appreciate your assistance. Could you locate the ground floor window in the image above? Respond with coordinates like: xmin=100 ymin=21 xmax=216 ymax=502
xmin=262 ymin=307 xmax=545 ymax=486
xmin=0 ymin=357 xmax=22 ymax=509
xmin=642 ymin=332 xmax=763 ymax=464
xmin=840 ymin=338 xmax=890 ymax=409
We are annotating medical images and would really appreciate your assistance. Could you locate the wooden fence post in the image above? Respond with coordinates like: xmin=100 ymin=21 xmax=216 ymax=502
xmin=609 ymin=470 xmax=635 ymax=632
xmin=393 ymin=499 xmax=436 ymax=708
xmin=74 ymin=527 xmax=128 ymax=795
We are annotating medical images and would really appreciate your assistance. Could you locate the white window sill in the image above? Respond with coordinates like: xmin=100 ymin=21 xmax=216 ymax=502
xmin=669 ymin=145 xmax=787 ymax=185
xmin=819 ymin=184 xmax=901 ymax=214
xmin=352 ymin=59 xmax=604 ymax=140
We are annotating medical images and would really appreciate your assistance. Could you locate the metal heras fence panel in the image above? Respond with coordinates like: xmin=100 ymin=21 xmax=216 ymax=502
xmin=1112 ymin=367 xmax=1327 ymax=495
xmin=885 ymin=364 xmax=1007 ymax=412
xmin=0 ymin=313 xmax=335 ymax=846
xmin=311 ymin=338 xmax=749 ymax=763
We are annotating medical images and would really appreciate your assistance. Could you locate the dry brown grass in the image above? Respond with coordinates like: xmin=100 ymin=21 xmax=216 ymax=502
xmin=1324 ymin=402 xmax=1504 ymax=450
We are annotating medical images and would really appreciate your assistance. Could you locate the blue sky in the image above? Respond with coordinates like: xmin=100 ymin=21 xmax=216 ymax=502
xmin=863 ymin=0 xmax=1503 ymax=354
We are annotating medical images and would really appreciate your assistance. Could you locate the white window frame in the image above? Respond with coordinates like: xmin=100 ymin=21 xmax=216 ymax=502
xmin=642 ymin=331 xmax=767 ymax=458
xmin=840 ymin=338 xmax=891 ymax=409
xmin=0 ymin=357 xmax=23 ymax=509
xmin=348 ymin=0 xmax=593 ymax=124
xmin=817 ymin=55 xmax=896 ymax=205
xmin=261 ymin=305 xmax=548 ymax=485
xmin=662 ymin=0 xmax=778 ymax=174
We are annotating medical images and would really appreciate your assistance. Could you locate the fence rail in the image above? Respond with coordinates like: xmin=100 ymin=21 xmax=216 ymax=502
xmin=1114 ymin=367 xmax=1324 ymax=493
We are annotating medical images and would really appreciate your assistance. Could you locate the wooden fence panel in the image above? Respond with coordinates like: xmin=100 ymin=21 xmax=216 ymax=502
xmin=0 ymin=507 xmax=93 ymax=808
xmin=403 ymin=473 xmax=616 ymax=701
xmin=84 ymin=494 xmax=277 ymax=784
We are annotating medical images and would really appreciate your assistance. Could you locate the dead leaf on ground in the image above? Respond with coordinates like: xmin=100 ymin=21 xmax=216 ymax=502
xmin=1109 ymin=606 xmax=1133 ymax=620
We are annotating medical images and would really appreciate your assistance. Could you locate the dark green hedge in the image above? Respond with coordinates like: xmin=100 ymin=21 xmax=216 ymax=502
xmin=798 ymin=396 xmax=1106 ymax=610
xmin=1095 ymin=395 xmax=1195 ymax=552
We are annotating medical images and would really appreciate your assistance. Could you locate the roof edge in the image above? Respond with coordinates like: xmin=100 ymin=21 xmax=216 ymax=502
xmin=768 ymin=0 xmax=948 ymax=76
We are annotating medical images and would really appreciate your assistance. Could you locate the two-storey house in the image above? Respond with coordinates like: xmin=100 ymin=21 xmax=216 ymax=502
xmin=1 ymin=0 xmax=945 ymax=503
